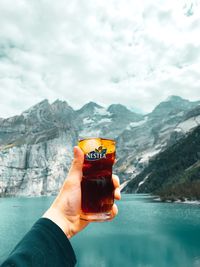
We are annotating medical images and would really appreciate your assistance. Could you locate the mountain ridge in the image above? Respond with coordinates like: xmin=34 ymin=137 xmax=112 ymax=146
xmin=1 ymin=95 xmax=200 ymax=196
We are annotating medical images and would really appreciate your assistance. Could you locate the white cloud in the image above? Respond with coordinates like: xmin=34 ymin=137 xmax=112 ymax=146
xmin=0 ymin=0 xmax=200 ymax=118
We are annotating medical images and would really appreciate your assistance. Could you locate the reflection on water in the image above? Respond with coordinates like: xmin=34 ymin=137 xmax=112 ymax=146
xmin=0 ymin=194 xmax=200 ymax=267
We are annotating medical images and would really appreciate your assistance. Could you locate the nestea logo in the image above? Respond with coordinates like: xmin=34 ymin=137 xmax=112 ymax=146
xmin=86 ymin=146 xmax=107 ymax=161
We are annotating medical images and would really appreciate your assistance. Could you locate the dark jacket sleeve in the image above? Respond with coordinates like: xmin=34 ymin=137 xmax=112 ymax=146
xmin=0 ymin=218 xmax=76 ymax=267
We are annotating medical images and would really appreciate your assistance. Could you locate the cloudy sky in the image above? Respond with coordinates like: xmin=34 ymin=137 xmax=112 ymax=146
xmin=0 ymin=0 xmax=200 ymax=117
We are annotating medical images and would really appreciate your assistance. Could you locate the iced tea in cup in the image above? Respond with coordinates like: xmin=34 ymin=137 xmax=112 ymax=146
xmin=78 ymin=138 xmax=116 ymax=221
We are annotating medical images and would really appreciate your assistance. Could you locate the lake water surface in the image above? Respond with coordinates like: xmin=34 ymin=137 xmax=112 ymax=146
xmin=0 ymin=194 xmax=200 ymax=267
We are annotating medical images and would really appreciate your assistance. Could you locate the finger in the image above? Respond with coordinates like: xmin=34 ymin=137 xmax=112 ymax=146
xmin=112 ymin=174 xmax=120 ymax=188
xmin=68 ymin=146 xmax=84 ymax=180
xmin=114 ymin=188 xmax=121 ymax=200
xmin=79 ymin=218 xmax=90 ymax=229
xmin=110 ymin=204 xmax=118 ymax=219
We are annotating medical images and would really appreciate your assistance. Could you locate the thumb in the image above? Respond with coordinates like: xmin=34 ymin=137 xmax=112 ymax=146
xmin=68 ymin=146 xmax=84 ymax=180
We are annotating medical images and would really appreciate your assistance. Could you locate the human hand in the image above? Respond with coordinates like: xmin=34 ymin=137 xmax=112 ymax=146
xmin=43 ymin=146 xmax=121 ymax=239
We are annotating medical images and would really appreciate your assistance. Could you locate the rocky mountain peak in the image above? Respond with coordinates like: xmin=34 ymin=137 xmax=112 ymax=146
xmin=149 ymin=95 xmax=199 ymax=120
xmin=22 ymin=99 xmax=51 ymax=118
xmin=78 ymin=101 xmax=103 ymax=111
xmin=31 ymin=99 xmax=50 ymax=109
xmin=51 ymin=99 xmax=73 ymax=113
xmin=76 ymin=102 xmax=104 ymax=119
xmin=51 ymin=99 xmax=69 ymax=107
xmin=165 ymin=95 xmax=187 ymax=103
xmin=108 ymin=104 xmax=143 ymax=121
xmin=108 ymin=104 xmax=131 ymax=113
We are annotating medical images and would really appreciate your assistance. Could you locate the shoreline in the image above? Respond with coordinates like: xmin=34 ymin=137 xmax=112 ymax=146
xmin=153 ymin=196 xmax=200 ymax=205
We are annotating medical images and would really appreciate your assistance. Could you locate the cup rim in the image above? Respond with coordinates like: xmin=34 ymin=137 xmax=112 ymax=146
xmin=78 ymin=137 xmax=115 ymax=143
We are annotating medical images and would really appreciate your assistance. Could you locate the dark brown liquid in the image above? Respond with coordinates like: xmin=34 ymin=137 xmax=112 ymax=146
xmin=81 ymin=153 xmax=115 ymax=213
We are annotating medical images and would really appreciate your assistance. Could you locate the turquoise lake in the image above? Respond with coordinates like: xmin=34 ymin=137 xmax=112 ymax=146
xmin=0 ymin=194 xmax=200 ymax=267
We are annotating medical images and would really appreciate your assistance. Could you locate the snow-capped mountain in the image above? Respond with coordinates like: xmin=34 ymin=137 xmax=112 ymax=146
xmin=77 ymin=102 xmax=143 ymax=139
xmin=116 ymin=95 xmax=200 ymax=185
xmin=0 ymin=96 xmax=200 ymax=196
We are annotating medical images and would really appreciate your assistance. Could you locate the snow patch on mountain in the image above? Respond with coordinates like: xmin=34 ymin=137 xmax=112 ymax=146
xmin=98 ymin=118 xmax=112 ymax=123
xmin=137 ymin=174 xmax=150 ymax=191
xmin=94 ymin=107 xmax=110 ymax=116
xmin=195 ymin=115 xmax=200 ymax=124
xmin=174 ymin=128 xmax=182 ymax=132
xmin=126 ymin=118 xmax=147 ymax=130
xmin=139 ymin=149 xmax=161 ymax=164
xmin=83 ymin=117 xmax=94 ymax=124
xmin=176 ymin=115 xmax=200 ymax=133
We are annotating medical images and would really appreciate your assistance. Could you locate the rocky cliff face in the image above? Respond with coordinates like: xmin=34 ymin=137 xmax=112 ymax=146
xmin=0 ymin=96 xmax=200 ymax=196
xmin=0 ymin=100 xmax=77 ymax=196
xmin=0 ymin=135 xmax=73 ymax=196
